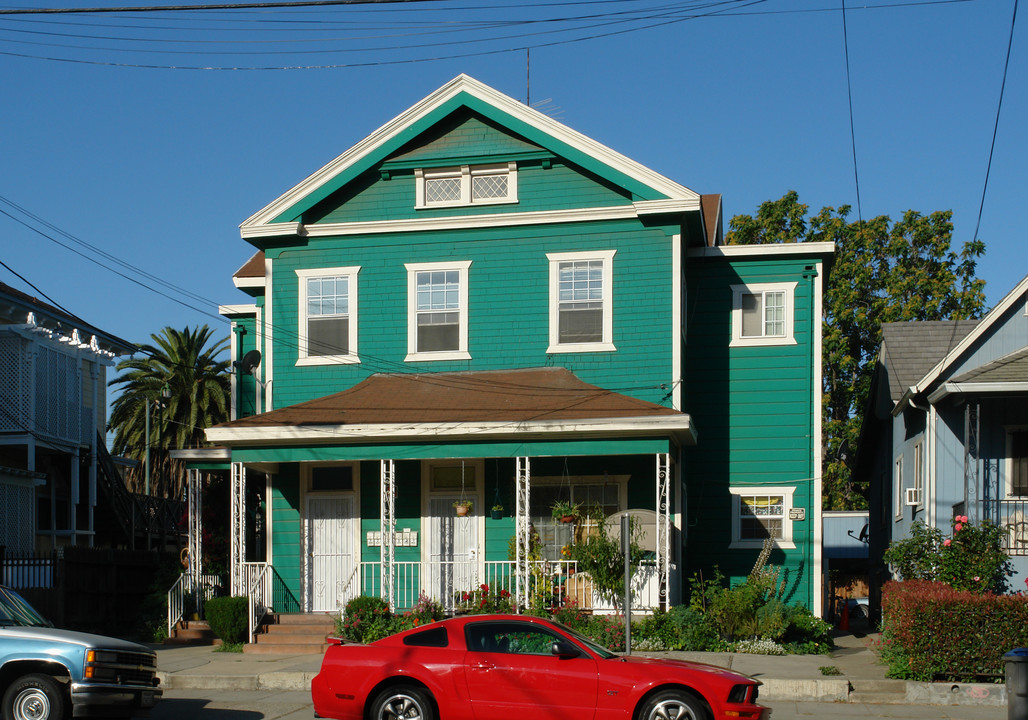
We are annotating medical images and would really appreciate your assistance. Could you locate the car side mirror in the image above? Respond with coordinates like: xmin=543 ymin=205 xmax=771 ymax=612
xmin=551 ymin=640 xmax=581 ymax=658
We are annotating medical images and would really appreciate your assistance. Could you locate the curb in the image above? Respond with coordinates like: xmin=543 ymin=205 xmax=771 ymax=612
xmin=157 ymin=671 xmax=1010 ymax=706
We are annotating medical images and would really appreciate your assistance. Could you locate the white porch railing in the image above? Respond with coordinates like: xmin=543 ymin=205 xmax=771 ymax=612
xmin=166 ymin=572 xmax=222 ymax=638
xmin=242 ymin=561 xmax=272 ymax=643
xmin=340 ymin=560 xmax=660 ymax=614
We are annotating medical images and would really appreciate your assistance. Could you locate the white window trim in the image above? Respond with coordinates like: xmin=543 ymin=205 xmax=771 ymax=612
xmin=415 ymin=163 xmax=518 ymax=209
xmin=894 ymin=455 xmax=904 ymax=520
xmin=729 ymin=282 xmax=798 ymax=348
xmin=1005 ymin=426 xmax=1028 ymax=497
xmin=913 ymin=441 xmax=924 ymax=508
xmin=295 ymin=266 xmax=360 ymax=366
xmin=729 ymin=486 xmax=796 ymax=549
xmin=405 ymin=260 xmax=472 ymax=362
xmin=546 ymin=249 xmax=617 ymax=353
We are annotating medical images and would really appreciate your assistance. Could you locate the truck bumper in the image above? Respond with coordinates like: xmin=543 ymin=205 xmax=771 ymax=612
xmin=70 ymin=683 xmax=162 ymax=717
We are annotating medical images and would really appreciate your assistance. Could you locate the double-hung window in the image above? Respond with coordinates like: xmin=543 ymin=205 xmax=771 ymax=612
xmin=730 ymin=282 xmax=797 ymax=347
xmin=415 ymin=163 xmax=517 ymax=208
xmin=296 ymin=267 xmax=359 ymax=365
xmin=547 ymin=250 xmax=616 ymax=353
xmin=406 ymin=261 xmax=471 ymax=361
xmin=730 ymin=487 xmax=795 ymax=549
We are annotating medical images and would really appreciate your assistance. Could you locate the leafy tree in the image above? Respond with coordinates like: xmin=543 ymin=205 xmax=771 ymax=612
xmin=726 ymin=192 xmax=986 ymax=509
xmin=108 ymin=325 xmax=230 ymax=499
xmin=568 ymin=508 xmax=646 ymax=614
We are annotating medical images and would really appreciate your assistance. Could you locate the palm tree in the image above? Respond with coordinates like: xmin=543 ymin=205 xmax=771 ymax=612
xmin=109 ymin=325 xmax=230 ymax=499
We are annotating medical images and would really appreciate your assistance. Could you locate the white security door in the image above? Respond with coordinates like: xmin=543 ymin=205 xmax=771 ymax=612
xmin=426 ymin=496 xmax=478 ymax=610
xmin=307 ymin=496 xmax=354 ymax=612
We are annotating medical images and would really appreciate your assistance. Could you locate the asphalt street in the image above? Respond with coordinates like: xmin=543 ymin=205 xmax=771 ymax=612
xmin=149 ymin=689 xmax=1011 ymax=719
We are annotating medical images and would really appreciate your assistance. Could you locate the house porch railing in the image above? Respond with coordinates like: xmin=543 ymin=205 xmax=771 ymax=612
xmin=166 ymin=572 xmax=222 ymax=637
xmin=987 ymin=499 xmax=1028 ymax=557
xmin=343 ymin=559 xmax=660 ymax=614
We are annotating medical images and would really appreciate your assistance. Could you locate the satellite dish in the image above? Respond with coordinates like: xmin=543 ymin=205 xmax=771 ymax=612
xmin=234 ymin=350 xmax=262 ymax=377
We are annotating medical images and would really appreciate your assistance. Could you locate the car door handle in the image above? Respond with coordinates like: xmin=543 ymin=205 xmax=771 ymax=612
xmin=471 ymin=662 xmax=495 ymax=670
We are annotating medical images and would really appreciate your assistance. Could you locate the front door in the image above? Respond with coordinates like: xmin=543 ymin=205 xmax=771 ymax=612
xmin=426 ymin=496 xmax=478 ymax=611
xmin=307 ymin=496 xmax=354 ymax=612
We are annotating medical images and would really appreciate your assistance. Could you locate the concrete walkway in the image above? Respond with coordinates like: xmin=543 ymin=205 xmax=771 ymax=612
xmin=152 ymin=629 xmax=1009 ymax=707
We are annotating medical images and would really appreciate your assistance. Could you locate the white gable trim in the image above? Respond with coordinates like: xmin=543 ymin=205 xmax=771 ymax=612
xmin=242 ymin=202 xmax=700 ymax=242
xmin=239 ymin=74 xmax=699 ymax=235
xmin=897 ymin=273 xmax=1028 ymax=410
xmin=687 ymin=242 xmax=836 ymax=259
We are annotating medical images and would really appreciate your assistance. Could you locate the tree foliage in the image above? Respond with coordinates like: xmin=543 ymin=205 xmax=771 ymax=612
xmin=108 ymin=325 xmax=231 ymax=499
xmin=727 ymin=192 xmax=986 ymax=509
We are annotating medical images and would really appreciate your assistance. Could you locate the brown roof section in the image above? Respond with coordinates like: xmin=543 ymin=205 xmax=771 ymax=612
xmin=234 ymin=251 xmax=265 ymax=279
xmin=700 ymin=194 xmax=722 ymax=247
xmin=219 ymin=367 xmax=683 ymax=428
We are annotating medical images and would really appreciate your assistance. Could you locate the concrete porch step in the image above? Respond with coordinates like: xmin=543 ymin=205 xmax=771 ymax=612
xmin=244 ymin=613 xmax=337 ymax=655
xmin=848 ymin=678 xmax=908 ymax=703
xmin=165 ymin=619 xmax=220 ymax=646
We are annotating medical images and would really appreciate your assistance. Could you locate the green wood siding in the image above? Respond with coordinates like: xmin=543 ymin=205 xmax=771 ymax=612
xmin=266 ymin=219 xmax=676 ymax=410
xmin=269 ymin=464 xmax=302 ymax=611
xmin=683 ymin=254 xmax=819 ymax=607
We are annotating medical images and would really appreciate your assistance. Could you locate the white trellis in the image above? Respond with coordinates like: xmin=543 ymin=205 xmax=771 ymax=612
xmin=655 ymin=452 xmax=671 ymax=610
xmin=380 ymin=459 xmax=396 ymax=608
xmin=515 ymin=456 xmax=530 ymax=611
xmin=230 ymin=461 xmax=246 ymax=595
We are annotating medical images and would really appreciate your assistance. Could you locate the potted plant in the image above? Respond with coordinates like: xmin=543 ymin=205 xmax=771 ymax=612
xmin=453 ymin=499 xmax=473 ymax=517
xmin=491 ymin=503 xmax=504 ymax=520
xmin=551 ymin=499 xmax=580 ymax=524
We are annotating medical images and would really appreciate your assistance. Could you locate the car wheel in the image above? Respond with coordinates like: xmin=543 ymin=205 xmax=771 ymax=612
xmin=639 ymin=689 xmax=709 ymax=720
xmin=370 ymin=685 xmax=435 ymax=720
xmin=2 ymin=674 xmax=67 ymax=720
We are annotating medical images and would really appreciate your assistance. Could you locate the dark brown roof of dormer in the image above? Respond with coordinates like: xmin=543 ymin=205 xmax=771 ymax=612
xmin=234 ymin=251 xmax=265 ymax=279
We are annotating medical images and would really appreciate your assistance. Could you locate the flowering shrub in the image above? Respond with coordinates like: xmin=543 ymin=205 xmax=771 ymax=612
xmin=455 ymin=583 xmax=516 ymax=615
xmin=584 ymin=614 xmax=627 ymax=651
xmin=879 ymin=580 xmax=1028 ymax=681
xmin=338 ymin=595 xmax=395 ymax=643
xmin=736 ymin=637 xmax=786 ymax=655
xmin=884 ymin=518 xmax=1012 ymax=593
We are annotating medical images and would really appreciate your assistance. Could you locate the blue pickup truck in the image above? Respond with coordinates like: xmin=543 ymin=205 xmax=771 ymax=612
xmin=0 ymin=584 xmax=162 ymax=720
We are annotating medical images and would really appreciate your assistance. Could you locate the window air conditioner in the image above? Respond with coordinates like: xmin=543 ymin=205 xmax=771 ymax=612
xmin=904 ymin=488 xmax=922 ymax=506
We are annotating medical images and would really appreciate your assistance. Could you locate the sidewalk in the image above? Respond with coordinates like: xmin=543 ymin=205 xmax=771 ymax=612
xmin=152 ymin=629 xmax=1008 ymax=707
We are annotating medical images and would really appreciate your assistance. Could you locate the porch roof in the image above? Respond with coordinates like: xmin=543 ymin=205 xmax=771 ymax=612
xmin=206 ymin=367 xmax=694 ymax=449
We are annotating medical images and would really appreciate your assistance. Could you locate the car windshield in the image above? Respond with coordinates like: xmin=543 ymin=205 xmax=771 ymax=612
xmin=550 ymin=620 xmax=618 ymax=659
xmin=0 ymin=586 xmax=54 ymax=628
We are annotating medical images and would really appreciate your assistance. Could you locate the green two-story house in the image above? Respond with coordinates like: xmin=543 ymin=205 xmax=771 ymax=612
xmin=198 ymin=75 xmax=831 ymax=619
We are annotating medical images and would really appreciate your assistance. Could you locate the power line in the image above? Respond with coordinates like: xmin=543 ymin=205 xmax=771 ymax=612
xmin=840 ymin=0 xmax=862 ymax=223
xmin=972 ymin=0 xmax=1018 ymax=244
xmin=0 ymin=0 xmax=453 ymax=15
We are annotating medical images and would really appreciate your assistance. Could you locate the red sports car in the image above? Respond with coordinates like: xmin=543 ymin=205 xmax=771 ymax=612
xmin=311 ymin=614 xmax=769 ymax=720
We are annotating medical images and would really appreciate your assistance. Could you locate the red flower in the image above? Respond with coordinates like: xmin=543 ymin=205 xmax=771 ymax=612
xmin=480 ymin=584 xmax=489 ymax=592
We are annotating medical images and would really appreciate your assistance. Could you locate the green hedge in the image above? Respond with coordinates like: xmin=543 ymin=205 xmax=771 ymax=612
xmin=205 ymin=596 xmax=249 ymax=644
xmin=880 ymin=580 xmax=1028 ymax=682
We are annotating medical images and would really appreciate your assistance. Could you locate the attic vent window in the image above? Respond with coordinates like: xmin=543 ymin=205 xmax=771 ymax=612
xmin=415 ymin=163 xmax=517 ymax=209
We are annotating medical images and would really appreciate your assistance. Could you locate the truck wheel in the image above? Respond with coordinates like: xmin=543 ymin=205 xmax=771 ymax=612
xmin=2 ymin=674 xmax=67 ymax=720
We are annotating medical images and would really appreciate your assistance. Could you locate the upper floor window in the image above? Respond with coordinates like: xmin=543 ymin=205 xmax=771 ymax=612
xmin=405 ymin=261 xmax=471 ymax=362
xmin=547 ymin=250 xmax=616 ymax=353
xmin=730 ymin=282 xmax=797 ymax=347
xmin=296 ymin=267 xmax=360 ymax=366
xmin=730 ymin=486 xmax=796 ymax=549
xmin=415 ymin=163 xmax=518 ymax=209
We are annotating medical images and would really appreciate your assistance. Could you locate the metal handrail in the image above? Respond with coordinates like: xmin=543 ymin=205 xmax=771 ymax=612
xmin=245 ymin=562 xmax=271 ymax=643
xmin=167 ymin=572 xmax=222 ymax=638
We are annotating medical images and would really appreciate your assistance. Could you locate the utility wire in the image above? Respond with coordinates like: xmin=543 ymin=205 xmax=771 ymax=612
xmin=972 ymin=0 xmax=1018 ymax=244
xmin=840 ymin=0 xmax=862 ymax=223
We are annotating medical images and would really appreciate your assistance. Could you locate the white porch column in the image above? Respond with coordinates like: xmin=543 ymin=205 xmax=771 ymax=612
xmin=380 ymin=459 xmax=396 ymax=609
xmin=656 ymin=452 xmax=671 ymax=611
xmin=515 ymin=456 xmax=531 ymax=611
xmin=187 ymin=468 xmax=203 ymax=581
xmin=230 ymin=462 xmax=246 ymax=595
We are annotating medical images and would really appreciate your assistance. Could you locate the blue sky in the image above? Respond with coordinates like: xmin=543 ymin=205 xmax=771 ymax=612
xmin=2 ymin=0 xmax=1025 ymax=358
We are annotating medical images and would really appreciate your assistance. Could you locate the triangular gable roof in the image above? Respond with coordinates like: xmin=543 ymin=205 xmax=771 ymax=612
xmin=949 ymin=346 xmax=1028 ymax=384
xmin=892 ymin=273 xmax=1028 ymax=412
xmin=206 ymin=367 xmax=695 ymax=446
xmin=239 ymin=74 xmax=700 ymax=238
xmin=881 ymin=320 xmax=979 ymax=403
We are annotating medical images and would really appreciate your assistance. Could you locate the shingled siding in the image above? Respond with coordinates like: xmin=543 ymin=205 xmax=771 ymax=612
xmin=682 ymin=254 xmax=819 ymax=608
xmin=266 ymin=218 xmax=678 ymax=411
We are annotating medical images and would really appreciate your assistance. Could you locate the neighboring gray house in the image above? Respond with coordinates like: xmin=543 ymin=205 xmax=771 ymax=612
xmin=858 ymin=274 xmax=1028 ymax=610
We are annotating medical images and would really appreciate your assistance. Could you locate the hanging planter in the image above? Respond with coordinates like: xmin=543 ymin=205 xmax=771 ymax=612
xmin=551 ymin=500 xmax=580 ymax=524
xmin=491 ymin=504 xmax=504 ymax=520
xmin=454 ymin=500 xmax=473 ymax=517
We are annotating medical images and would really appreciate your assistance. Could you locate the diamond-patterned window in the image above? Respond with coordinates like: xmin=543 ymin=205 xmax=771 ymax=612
xmin=417 ymin=163 xmax=516 ymax=208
